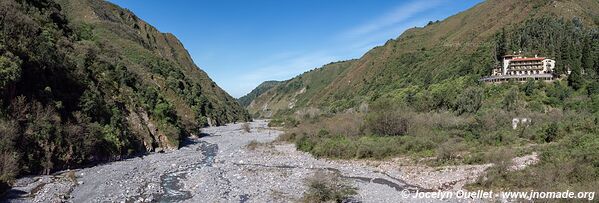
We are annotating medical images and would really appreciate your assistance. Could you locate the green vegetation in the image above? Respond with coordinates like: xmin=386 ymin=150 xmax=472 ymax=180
xmin=469 ymin=116 xmax=599 ymax=192
xmin=250 ymin=0 xmax=599 ymax=194
xmin=0 ymin=0 xmax=249 ymax=193
xmin=248 ymin=1 xmax=599 ymax=118
xmin=301 ymin=171 xmax=356 ymax=203
xmin=268 ymin=116 xmax=299 ymax=128
xmin=281 ymin=79 xmax=599 ymax=190
xmin=238 ymin=80 xmax=280 ymax=107
xmin=245 ymin=60 xmax=356 ymax=117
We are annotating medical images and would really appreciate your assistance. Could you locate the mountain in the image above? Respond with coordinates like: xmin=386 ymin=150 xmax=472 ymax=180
xmin=55 ymin=0 xmax=250 ymax=127
xmin=0 ymin=0 xmax=249 ymax=187
xmin=238 ymin=80 xmax=281 ymax=107
xmin=246 ymin=60 xmax=356 ymax=118
xmin=246 ymin=0 xmax=599 ymax=117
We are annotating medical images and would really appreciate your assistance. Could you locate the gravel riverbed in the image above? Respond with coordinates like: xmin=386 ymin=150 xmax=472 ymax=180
xmin=5 ymin=120 xmax=505 ymax=203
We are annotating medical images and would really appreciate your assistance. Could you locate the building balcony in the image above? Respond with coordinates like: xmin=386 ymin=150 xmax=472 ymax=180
xmin=508 ymin=66 xmax=543 ymax=70
xmin=510 ymin=62 xmax=543 ymax=66
xmin=480 ymin=74 xmax=554 ymax=83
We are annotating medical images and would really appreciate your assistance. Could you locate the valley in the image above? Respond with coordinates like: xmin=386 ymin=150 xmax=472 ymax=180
xmin=5 ymin=120 xmax=541 ymax=202
xmin=1 ymin=0 xmax=599 ymax=201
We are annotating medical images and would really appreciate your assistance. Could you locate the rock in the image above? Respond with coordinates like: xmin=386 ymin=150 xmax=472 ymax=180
xmin=8 ymin=120 xmax=497 ymax=202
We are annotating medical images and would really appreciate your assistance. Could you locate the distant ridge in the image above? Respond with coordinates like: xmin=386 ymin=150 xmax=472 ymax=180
xmin=245 ymin=0 xmax=599 ymax=116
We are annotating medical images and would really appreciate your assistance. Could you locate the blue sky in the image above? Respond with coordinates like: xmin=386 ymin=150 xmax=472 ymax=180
xmin=108 ymin=0 xmax=482 ymax=97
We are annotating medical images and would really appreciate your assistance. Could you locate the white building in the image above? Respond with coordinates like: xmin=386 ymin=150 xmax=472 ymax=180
xmin=482 ymin=54 xmax=556 ymax=83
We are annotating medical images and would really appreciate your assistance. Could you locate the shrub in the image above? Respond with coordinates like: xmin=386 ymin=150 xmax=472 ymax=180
xmin=241 ymin=123 xmax=251 ymax=133
xmin=281 ymin=113 xmax=363 ymax=142
xmin=246 ymin=140 xmax=259 ymax=150
xmin=268 ymin=117 xmax=299 ymax=128
xmin=302 ymin=171 xmax=356 ymax=203
xmin=543 ymin=122 xmax=559 ymax=143
xmin=470 ymin=132 xmax=599 ymax=192
xmin=471 ymin=148 xmax=515 ymax=188
xmin=296 ymin=135 xmax=316 ymax=152
xmin=323 ymin=113 xmax=363 ymax=137
xmin=587 ymin=81 xmax=599 ymax=97
xmin=365 ymin=109 xmax=409 ymax=136
xmin=436 ymin=138 xmax=465 ymax=163
xmin=486 ymin=148 xmax=514 ymax=169
xmin=157 ymin=121 xmax=182 ymax=147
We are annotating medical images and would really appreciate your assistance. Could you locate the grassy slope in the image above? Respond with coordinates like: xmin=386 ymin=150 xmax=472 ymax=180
xmin=247 ymin=60 xmax=356 ymax=117
xmin=238 ymin=80 xmax=281 ymax=107
xmin=247 ymin=0 xmax=599 ymax=115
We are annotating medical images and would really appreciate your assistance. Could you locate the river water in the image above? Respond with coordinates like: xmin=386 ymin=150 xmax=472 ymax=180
xmin=156 ymin=141 xmax=219 ymax=202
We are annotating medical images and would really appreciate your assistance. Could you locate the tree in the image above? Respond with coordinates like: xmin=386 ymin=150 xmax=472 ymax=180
xmin=546 ymin=82 xmax=571 ymax=105
xmin=0 ymin=120 xmax=19 ymax=183
xmin=522 ymin=79 xmax=536 ymax=96
xmin=593 ymin=37 xmax=599 ymax=77
xmin=502 ymin=88 xmax=519 ymax=112
xmin=62 ymin=112 xmax=102 ymax=167
xmin=25 ymin=102 xmax=61 ymax=175
xmin=495 ymin=28 xmax=507 ymax=61
xmin=79 ymin=87 xmax=107 ymax=121
xmin=582 ymin=37 xmax=595 ymax=73
xmin=0 ymin=52 xmax=22 ymax=90
xmin=455 ymin=87 xmax=484 ymax=115
xmin=154 ymin=99 xmax=177 ymax=123
xmin=588 ymin=81 xmax=599 ymax=97
xmin=568 ymin=67 xmax=584 ymax=90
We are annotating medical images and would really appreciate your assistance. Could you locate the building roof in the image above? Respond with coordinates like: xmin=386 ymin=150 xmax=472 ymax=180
xmin=511 ymin=57 xmax=545 ymax=62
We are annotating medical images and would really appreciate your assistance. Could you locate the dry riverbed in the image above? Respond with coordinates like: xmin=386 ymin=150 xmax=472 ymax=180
xmin=4 ymin=120 xmax=536 ymax=202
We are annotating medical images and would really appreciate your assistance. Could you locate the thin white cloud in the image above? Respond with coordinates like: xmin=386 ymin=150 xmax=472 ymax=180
xmin=341 ymin=0 xmax=442 ymax=39
xmin=231 ymin=1 xmax=443 ymax=97
xmin=346 ymin=19 xmax=431 ymax=51
xmin=231 ymin=51 xmax=338 ymax=97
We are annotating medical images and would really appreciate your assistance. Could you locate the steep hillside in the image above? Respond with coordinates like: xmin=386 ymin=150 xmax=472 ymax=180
xmin=247 ymin=60 xmax=357 ymax=117
xmin=247 ymin=0 xmax=599 ymax=115
xmin=56 ymin=0 xmax=250 ymax=127
xmin=0 ymin=0 xmax=249 ymax=188
xmin=238 ymin=80 xmax=280 ymax=107
xmin=259 ymin=0 xmax=599 ymax=192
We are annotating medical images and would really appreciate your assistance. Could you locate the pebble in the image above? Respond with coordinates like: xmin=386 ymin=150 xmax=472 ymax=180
xmin=6 ymin=120 xmax=515 ymax=203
